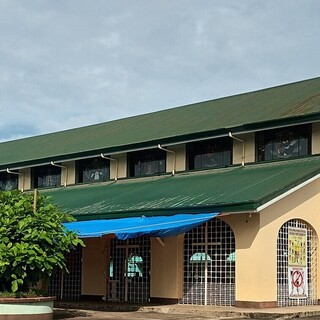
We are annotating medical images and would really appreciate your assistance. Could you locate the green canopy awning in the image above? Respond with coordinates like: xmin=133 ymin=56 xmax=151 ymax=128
xmin=43 ymin=155 xmax=320 ymax=221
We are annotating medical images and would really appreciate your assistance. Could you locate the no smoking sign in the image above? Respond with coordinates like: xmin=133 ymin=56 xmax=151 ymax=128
xmin=289 ymin=267 xmax=307 ymax=299
xmin=291 ymin=270 xmax=303 ymax=287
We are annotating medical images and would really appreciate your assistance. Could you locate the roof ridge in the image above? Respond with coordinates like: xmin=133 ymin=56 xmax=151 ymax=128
xmin=2 ymin=76 xmax=320 ymax=145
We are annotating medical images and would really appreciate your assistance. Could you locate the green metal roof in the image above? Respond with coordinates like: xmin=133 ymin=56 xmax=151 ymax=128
xmin=1 ymin=76 xmax=320 ymax=169
xmin=42 ymin=155 xmax=320 ymax=221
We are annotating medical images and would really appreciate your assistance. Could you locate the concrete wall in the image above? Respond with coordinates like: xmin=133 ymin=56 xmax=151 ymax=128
xmin=110 ymin=153 xmax=127 ymax=180
xmin=82 ymin=237 xmax=109 ymax=297
xmin=223 ymin=178 xmax=320 ymax=306
xmin=312 ymin=122 xmax=320 ymax=154
xmin=150 ymin=235 xmax=184 ymax=300
xmin=232 ymin=132 xmax=255 ymax=165
xmin=61 ymin=161 xmax=75 ymax=186
xmin=166 ymin=144 xmax=186 ymax=173
xmin=19 ymin=167 xmax=31 ymax=191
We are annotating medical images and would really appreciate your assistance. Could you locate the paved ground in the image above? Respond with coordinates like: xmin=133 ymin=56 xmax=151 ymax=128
xmin=53 ymin=305 xmax=320 ymax=320
xmin=54 ymin=308 xmax=224 ymax=320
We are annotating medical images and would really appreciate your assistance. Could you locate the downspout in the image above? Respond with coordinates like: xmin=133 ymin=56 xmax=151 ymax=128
xmin=158 ymin=144 xmax=176 ymax=176
xmin=156 ymin=237 xmax=165 ymax=247
xmin=228 ymin=132 xmax=245 ymax=167
xmin=6 ymin=168 xmax=25 ymax=192
xmin=101 ymin=153 xmax=118 ymax=181
xmin=50 ymin=161 xmax=68 ymax=187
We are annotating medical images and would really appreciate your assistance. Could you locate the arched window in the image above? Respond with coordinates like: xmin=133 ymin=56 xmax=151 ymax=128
xmin=277 ymin=219 xmax=318 ymax=306
xmin=181 ymin=218 xmax=235 ymax=306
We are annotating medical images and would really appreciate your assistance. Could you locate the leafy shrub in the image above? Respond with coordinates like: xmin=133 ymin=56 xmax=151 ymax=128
xmin=0 ymin=190 xmax=84 ymax=294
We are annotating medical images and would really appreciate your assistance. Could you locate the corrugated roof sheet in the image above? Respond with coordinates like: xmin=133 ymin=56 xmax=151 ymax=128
xmin=1 ymin=76 xmax=320 ymax=169
xmin=43 ymin=155 xmax=320 ymax=220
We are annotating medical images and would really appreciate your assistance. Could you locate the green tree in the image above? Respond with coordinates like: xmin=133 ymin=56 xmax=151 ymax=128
xmin=0 ymin=190 xmax=84 ymax=294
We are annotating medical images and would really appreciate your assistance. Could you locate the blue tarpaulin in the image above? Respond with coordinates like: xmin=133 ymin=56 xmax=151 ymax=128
xmin=64 ymin=213 xmax=218 ymax=240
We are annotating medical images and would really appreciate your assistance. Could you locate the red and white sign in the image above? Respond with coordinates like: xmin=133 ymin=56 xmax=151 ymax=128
xmin=288 ymin=267 xmax=308 ymax=299
xmin=288 ymin=227 xmax=308 ymax=299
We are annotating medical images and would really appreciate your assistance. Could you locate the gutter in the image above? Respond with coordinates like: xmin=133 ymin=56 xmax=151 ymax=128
xmin=158 ymin=144 xmax=176 ymax=175
xmin=228 ymin=132 xmax=245 ymax=167
xmin=101 ymin=153 xmax=118 ymax=181
xmin=6 ymin=168 xmax=25 ymax=192
xmin=0 ymin=118 xmax=318 ymax=172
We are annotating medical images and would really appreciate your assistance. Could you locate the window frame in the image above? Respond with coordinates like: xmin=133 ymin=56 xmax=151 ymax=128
xmin=0 ymin=172 xmax=18 ymax=191
xmin=127 ymin=148 xmax=166 ymax=177
xmin=256 ymin=124 xmax=311 ymax=162
xmin=32 ymin=165 xmax=61 ymax=189
xmin=76 ymin=157 xmax=110 ymax=184
xmin=186 ymin=137 xmax=233 ymax=170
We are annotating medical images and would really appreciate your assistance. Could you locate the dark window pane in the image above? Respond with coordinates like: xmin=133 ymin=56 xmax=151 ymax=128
xmin=256 ymin=124 xmax=311 ymax=162
xmin=187 ymin=137 xmax=232 ymax=170
xmin=77 ymin=157 xmax=110 ymax=183
xmin=33 ymin=165 xmax=61 ymax=188
xmin=128 ymin=149 xmax=166 ymax=177
xmin=0 ymin=172 xmax=18 ymax=191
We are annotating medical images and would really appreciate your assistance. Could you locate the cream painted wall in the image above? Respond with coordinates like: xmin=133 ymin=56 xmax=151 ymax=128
xmin=19 ymin=167 xmax=31 ymax=190
xmin=61 ymin=161 xmax=76 ymax=186
xmin=312 ymin=122 xmax=320 ymax=155
xmin=150 ymin=235 xmax=184 ymax=299
xmin=221 ymin=213 xmax=266 ymax=303
xmin=166 ymin=144 xmax=186 ymax=173
xmin=223 ymin=178 xmax=320 ymax=304
xmin=82 ymin=237 xmax=108 ymax=296
xmin=259 ymin=178 xmax=320 ymax=302
xmin=111 ymin=153 xmax=127 ymax=179
xmin=232 ymin=133 xmax=255 ymax=165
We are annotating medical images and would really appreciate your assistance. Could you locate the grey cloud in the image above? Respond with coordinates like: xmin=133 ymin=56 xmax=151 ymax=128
xmin=0 ymin=0 xmax=319 ymax=141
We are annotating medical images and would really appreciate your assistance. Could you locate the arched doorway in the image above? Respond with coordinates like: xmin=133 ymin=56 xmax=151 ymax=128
xmin=277 ymin=219 xmax=318 ymax=306
xmin=180 ymin=218 xmax=235 ymax=306
xmin=109 ymin=237 xmax=150 ymax=303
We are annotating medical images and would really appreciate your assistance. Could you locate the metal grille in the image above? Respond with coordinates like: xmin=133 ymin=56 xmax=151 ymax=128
xmin=180 ymin=218 xmax=235 ymax=306
xmin=48 ymin=246 xmax=82 ymax=300
xmin=277 ymin=219 xmax=318 ymax=306
xmin=109 ymin=237 xmax=150 ymax=303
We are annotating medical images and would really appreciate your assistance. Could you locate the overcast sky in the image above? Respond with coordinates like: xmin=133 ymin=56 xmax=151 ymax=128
xmin=0 ymin=0 xmax=319 ymax=142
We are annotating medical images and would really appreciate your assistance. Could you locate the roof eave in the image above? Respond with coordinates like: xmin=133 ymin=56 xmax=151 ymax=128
xmin=3 ymin=113 xmax=320 ymax=171
xmin=70 ymin=202 xmax=258 ymax=221
xmin=254 ymin=172 xmax=320 ymax=212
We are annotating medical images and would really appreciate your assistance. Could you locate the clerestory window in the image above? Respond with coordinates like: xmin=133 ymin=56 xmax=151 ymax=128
xmin=0 ymin=172 xmax=18 ymax=191
xmin=256 ymin=124 xmax=311 ymax=162
xmin=32 ymin=165 xmax=61 ymax=189
xmin=187 ymin=137 xmax=232 ymax=170
xmin=128 ymin=149 xmax=166 ymax=177
xmin=76 ymin=157 xmax=110 ymax=184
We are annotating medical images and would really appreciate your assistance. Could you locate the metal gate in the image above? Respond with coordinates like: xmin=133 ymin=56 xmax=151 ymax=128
xmin=277 ymin=219 xmax=318 ymax=306
xmin=109 ymin=237 xmax=150 ymax=303
xmin=48 ymin=246 xmax=82 ymax=300
xmin=180 ymin=218 xmax=235 ymax=306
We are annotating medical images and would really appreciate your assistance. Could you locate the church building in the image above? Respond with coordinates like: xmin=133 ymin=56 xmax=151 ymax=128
xmin=1 ymin=77 xmax=320 ymax=308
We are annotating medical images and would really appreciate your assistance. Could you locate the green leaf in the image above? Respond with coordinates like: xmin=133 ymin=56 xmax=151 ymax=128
xmin=11 ymin=280 xmax=18 ymax=292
